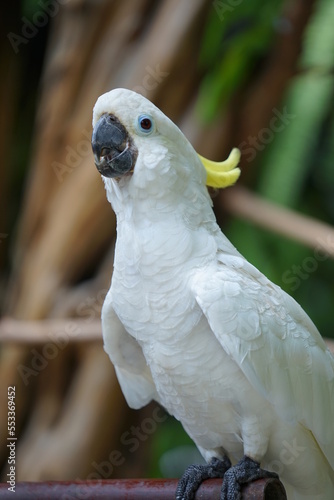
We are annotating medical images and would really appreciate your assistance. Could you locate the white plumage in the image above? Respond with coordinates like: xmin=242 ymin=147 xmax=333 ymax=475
xmin=92 ymin=88 xmax=334 ymax=499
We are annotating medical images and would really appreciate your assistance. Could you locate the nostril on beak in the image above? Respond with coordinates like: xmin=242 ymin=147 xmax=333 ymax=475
xmin=101 ymin=147 xmax=111 ymax=158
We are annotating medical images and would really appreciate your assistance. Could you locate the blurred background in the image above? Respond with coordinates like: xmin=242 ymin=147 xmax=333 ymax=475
xmin=1 ymin=0 xmax=334 ymax=483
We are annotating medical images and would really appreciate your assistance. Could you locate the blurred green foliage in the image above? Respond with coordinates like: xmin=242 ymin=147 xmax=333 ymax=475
xmin=22 ymin=0 xmax=43 ymax=19
xmin=197 ymin=0 xmax=284 ymax=121
xmin=201 ymin=0 xmax=334 ymax=339
xmin=231 ymin=0 xmax=334 ymax=340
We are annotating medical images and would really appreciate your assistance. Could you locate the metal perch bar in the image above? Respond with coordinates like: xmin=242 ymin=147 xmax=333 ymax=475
xmin=0 ymin=478 xmax=287 ymax=499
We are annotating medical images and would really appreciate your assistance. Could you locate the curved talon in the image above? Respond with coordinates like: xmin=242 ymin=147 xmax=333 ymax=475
xmin=221 ymin=455 xmax=279 ymax=500
xmin=176 ymin=456 xmax=231 ymax=500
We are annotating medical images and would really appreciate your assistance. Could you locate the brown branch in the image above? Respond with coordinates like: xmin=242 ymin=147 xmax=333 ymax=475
xmin=221 ymin=186 xmax=334 ymax=257
xmin=0 ymin=318 xmax=333 ymax=356
xmin=0 ymin=317 xmax=102 ymax=344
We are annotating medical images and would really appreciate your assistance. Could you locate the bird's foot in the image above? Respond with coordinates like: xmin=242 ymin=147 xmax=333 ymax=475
xmin=176 ymin=456 xmax=231 ymax=500
xmin=221 ymin=455 xmax=279 ymax=500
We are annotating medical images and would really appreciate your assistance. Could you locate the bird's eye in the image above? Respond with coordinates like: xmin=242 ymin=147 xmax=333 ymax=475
xmin=137 ymin=114 xmax=154 ymax=134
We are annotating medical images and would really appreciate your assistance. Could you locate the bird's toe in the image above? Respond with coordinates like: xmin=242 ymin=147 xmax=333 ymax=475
xmin=220 ymin=455 xmax=279 ymax=500
xmin=176 ymin=456 xmax=231 ymax=500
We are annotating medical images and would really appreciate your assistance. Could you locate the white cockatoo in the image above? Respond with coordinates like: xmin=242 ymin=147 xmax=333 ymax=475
xmin=91 ymin=88 xmax=334 ymax=500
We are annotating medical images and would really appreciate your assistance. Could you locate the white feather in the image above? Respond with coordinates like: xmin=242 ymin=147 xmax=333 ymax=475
xmin=95 ymin=89 xmax=334 ymax=499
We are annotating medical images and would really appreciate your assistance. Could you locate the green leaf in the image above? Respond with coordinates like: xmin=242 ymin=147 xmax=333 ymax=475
xmin=197 ymin=0 xmax=284 ymax=122
xmin=258 ymin=73 xmax=334 ymax=206
xmin=300 ymin=0 xmax=334 ymax=71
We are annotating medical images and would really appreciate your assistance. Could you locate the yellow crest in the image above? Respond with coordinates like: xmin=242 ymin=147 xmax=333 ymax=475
xmin=198 ymin=148 xmax=241 ymax=188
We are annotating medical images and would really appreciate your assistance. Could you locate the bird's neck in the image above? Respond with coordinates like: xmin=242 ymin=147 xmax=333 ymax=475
xmin=104 ymin=170 xmax=214 ymax=221
xmin=106 ymin=178 xmax=222 ymax=276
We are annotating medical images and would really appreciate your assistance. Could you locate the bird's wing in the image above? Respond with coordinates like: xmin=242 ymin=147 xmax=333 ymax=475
xmin=101 ymin=291 xmax=158 ymax=409
xmin=190 ymin=254 xmax=334 ymax=467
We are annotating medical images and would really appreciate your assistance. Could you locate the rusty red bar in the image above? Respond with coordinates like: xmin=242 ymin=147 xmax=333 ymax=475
xmin=0 ymin=478 xmax=286 ymax=499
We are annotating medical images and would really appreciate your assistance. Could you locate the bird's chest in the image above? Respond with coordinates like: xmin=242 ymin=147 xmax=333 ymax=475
xmin=141 ymin=314 xmax=248 ymax=455
xmin=111 ymin=219 xmax=202 ymax=342
xmin=111 ymin=261 xmax=201 ymax=345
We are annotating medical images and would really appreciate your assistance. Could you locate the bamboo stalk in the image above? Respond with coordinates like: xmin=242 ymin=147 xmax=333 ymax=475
xmin=15 ymin=344 xmax=128 ymax=481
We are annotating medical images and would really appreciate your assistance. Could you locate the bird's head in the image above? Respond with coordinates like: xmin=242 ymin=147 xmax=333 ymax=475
xmin=92 ymin=89 xmax=240 ymax=199
xmin=92 ymin=88 xmax=182 ymax=182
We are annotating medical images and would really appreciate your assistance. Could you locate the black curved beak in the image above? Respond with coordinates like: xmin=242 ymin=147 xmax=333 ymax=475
xmin=92 ymin=113 xmax=137 ymax=178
